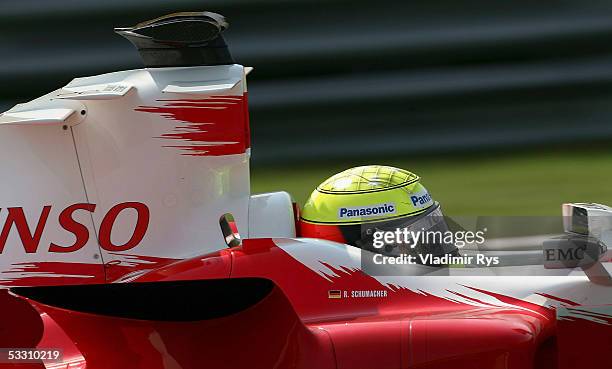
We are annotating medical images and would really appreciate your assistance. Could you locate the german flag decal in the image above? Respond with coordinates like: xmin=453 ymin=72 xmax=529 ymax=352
xmin=328 ymin=290 xmax=342 ymax=299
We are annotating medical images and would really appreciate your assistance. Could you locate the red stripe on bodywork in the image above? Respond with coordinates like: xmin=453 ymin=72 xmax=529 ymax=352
xmin=104 ymin=253 xmax=178 ymax=282
xmin=0 ymin=262 xmax=105 ymax=286
xmin=136 ymin=95 xmax=249 ymax=156
xmin=535 ymin=292 xmax=580 ymax=306
xmin=0 ymin=254 xmax=177 ymax=286
xmin=462 ymin=285 xmax=555 ymax=319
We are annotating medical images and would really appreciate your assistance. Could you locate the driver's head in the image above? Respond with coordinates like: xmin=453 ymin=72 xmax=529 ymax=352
xmin=300 ymin=165 xmax=456 ymax=257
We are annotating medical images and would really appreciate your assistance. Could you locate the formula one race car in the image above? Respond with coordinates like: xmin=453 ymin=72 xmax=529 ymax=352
xmin=0 ymin=11 xmax=611 ymax=369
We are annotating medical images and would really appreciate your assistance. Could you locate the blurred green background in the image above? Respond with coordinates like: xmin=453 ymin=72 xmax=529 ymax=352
xmin=252 ymin=145 xmax=612 ymax=215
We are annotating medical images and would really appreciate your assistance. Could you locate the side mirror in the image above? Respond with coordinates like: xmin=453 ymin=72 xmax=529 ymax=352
xmin=562 ymin=202 xmax=612 ymax=241
xmin=544 ymin=202 xmax=612 ymax=285
xmin=220 ymin=213 xmax=241 ymax=247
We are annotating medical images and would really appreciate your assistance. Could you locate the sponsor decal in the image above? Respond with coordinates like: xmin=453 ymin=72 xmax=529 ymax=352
xmin=542 ymin=235 xmax=606 ymax=269
xmin=338 ymin=203 xmax=396 ymax=219
xmin=0 ymin=202 xmax=149 ymax=254
xmin=544 ymin=246 xmax=588 ymax=262
xmin=410 ymin=191 xmax=432 ymax=207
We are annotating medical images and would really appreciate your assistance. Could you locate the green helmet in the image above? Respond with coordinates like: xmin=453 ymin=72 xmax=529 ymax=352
xmin=300 ymin=165 xmax=457 ymax=258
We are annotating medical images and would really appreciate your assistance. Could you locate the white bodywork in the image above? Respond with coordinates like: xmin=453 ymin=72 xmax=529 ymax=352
xmin=248 ymin=191 xmax=296 ymax=238
xmin=0 ymin=64 xmax=255 ymax=284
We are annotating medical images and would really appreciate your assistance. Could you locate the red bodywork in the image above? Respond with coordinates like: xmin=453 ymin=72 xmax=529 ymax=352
xmin=4 ymin=238 xmax=607 ymax=369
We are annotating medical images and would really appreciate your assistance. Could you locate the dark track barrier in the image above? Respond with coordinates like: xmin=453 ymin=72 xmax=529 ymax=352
xmin=2 ymin=1 xmax=612 ymax=164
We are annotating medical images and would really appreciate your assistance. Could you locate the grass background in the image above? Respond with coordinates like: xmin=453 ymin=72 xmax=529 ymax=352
xmin=251 ymin=146 xmax=612 ymax=216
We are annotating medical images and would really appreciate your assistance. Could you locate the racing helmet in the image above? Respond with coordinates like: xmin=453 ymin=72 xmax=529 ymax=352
xmin=300 ymin=165 xmax=457 ymax=258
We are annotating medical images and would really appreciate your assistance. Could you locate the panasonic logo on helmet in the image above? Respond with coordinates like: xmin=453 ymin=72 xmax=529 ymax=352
xmin=338 ymin=203 xmax=396 ymax=219
xmin=410 ymin=192 xmax=432 ymax=207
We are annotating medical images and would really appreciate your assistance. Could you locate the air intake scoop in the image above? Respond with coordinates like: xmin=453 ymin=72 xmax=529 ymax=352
xmin=115 ymin=12 xmax=234 ymax=68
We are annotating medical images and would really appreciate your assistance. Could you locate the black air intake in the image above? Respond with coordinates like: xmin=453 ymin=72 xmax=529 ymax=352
xmin=115 ymin=11 xmax=234 ymax=68
xmin=12 ymin=278 xmax=274 ymax=321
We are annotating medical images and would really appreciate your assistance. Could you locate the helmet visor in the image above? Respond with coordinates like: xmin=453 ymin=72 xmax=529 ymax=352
xmin=343 ymin=203 xmax=459 ymax=263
